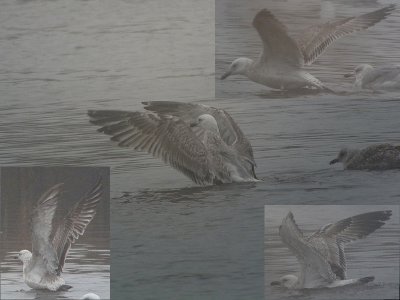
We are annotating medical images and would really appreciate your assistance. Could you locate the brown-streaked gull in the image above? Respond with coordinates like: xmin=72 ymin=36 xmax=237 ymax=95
xmin=88 ymin=101 xmax=258 ymax=185
xmin=330 ymin=144 xmax=400 ymax=170
xmin=221 ymin=6 xmax=395 ymax=91
xmin=271 ymin=210 xmax=391 ymax=289
xmin=16 ymin=179 xmax=103 ymax=291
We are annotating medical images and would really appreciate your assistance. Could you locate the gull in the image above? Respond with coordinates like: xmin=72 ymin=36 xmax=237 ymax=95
xmin=271 ymin=210 xmax=392 ymax=289
xmin=221 ymin=5 xmax=395 ymax=91
xmin=330 ymin=143 xmax=400 ymax=170
xmin=344 ymin=64 xmax=400 ymax=90
xmin=81 ymin=293 xmax=101 ymax=299
xmin=16 ymin=180 xmax=103 ymax=291
xmin=88 ymin=101 xmax=258 ymax=185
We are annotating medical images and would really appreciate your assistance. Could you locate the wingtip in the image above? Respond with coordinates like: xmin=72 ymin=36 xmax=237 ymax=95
xmin=253 ymin=8 xmax=275 ymax=26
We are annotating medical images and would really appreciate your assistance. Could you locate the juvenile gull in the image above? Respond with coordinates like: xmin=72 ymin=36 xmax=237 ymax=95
xmin=330 ymin=144 xmax=400 ymax=170
xmin=271 ymin=210 xmax=392 ymax=289
xmin=221 ymin=5 xmax=395 ymax=91
xmin=344 ymin=64 xmax=400 ymax=90
xmin=17 ymin=180 xmax=103 ymax=291
xmin=88 ymin=101 xmax=258 ymax=185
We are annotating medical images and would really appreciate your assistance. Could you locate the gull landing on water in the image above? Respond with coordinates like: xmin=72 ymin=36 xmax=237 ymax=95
xmin=88 ymin=101 xmax=258 ymax=185
xmin=16 ymin=180 xmax=103 ymax=291
xmin=271 ymin=210 xmax=392 ymax=289
xmin=221 ymin=6 xmax=396 ymax=91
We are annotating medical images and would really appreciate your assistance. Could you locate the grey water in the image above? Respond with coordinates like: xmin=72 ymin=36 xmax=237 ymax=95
xmin=0 ymin=167 xmax=110 ymax=299
xmin=265 ymin=205 xmax=399 ymax=300
xmin=0 ymin=0 xmax=399 ymax=299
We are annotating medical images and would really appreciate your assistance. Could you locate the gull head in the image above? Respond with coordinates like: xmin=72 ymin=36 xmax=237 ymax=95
xmin=270 ymin=274 xmax=299 ymax=289
xmin=16 ymin=250 xmax=32 ymax=264
xmin=190 ymin=114 xmax=220 ymax=134
xmin=330 ymin=148 xmax=358 ymax=165
xmin=344 ymin=64 xmax=374 ymax=79
xmin=221 ymin=57 xmax=253 ymax=79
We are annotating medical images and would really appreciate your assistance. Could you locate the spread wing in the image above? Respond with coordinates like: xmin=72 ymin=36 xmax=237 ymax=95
xmin=279 ymin=212 xmax=336 ymax=287
xmin=88 ymin=110 xmax=217 ymax=185
xmin=308 ymin=210 xmax=392 ymax=280
xmin=252 ymin=9 xmax=304 ymax=67
xmin=142 ymin=101 xmax=256 ymax=167
xmin=297 ymin=5 xmax=395 ymax=65
xmin=51 ymin=179 xmax=103 ymax=274
xmin=31 ymin=183 xmax=64 ymax=275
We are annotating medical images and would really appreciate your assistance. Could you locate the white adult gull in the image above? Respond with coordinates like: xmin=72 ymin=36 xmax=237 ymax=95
xmin=221 ymin=5 xmax=395 ymax=91
xmin=271 ymin=210 xmax=392 ymax=289
xmin=330 ymin=143 xmax=400 ymax=170
xmin=88 ymin=101 xmax=258 ymax=185
xmin=16 ymin=180 xmax=103 ymax=291
xmin=344 ymin=64 xmax=400 ymax=90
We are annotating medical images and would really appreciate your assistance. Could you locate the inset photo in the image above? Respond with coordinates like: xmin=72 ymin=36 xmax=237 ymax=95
xmin=265 ymin=205 xmax=399 ymax=300
xmin=0 ymin=167 xmax=110 ymax=300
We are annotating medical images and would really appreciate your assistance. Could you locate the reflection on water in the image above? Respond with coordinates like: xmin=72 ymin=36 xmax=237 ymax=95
xmin=0 ymin=167 xmax=110 ymax=299
xmin=265 ymin=205 xmax=399 ymax=300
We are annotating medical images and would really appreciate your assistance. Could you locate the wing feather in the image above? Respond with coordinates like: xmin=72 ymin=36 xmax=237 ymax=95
xmin=88 ymin=110 xmax=216 ymax=185
xmin=279 ymin=212 xmax=336 ymax=287
xmin=298 ymin=5 xmax=395 ymax=65
xmin=142 ymin=101 xmax=256 ymax=170
xmin=308 ymin=210 xmax=392 ymax=280
xmin=252 ymin=9 xmax=304 ymax=67
xmin=31 ymin=183 xmax=64 ymax=275
xmin=52 ymin=179 xmax=103 ymax=274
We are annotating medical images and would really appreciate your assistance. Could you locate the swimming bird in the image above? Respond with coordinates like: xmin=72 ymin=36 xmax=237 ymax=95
xmin=81 ymin=293 xmax=101 ymax=299
xmin=221 ymin=5 xmax=395 ymax=91
xmin=330 ymin=144 xmax=400 ymax=170
xmin=344 ymin=64 xmax=400 ymax=90
xmin=88 ymin=101 xmax=258 ymax=185
xmin=271 ymin=210 xmax=392 ymax=289
xmin=16 ymin=180 xmax=103 ymax=291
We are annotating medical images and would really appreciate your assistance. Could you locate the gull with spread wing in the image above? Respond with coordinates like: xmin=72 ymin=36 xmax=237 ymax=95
xmin=271 ymin=210 xmax=392 ymax=289
xmin=16 ymin=180 xmax=103 ymax=291
xmin=88 ymin=101 xmax=258 ymax=185
xmin=221 ymin=6 xmax=395 ymax=91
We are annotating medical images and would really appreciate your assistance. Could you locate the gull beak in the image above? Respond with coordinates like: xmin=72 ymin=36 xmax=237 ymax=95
xmin=270 ymin=281 xmax=281 ymax=286
xmin=344 ymin=72 xmax=354 ymax=78
xmin=190 ymin=122 xmax=198 ymax=128
xmin=14 ymin=255 xmax=18 ymax=259
xmin=220 ymin=71 xmax=231 ymax=80
xmin=329 ymin=158 xmax=339 ymax=165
